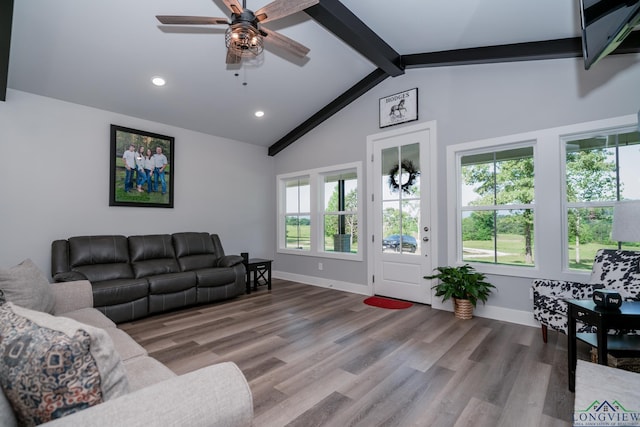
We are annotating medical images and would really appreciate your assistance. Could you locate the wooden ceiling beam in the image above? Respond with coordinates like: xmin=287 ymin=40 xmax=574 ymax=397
xmin=304 ymin=0 xmax=404 ymax=77
xmin=402 ymin=33 xmax=640 ymax=68
xmin=268 ymin=68 xmax=389 ymax=156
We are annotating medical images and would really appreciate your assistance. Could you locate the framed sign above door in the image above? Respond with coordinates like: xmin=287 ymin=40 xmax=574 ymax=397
xmin=379 ymin=88 xmax=418 ymax=128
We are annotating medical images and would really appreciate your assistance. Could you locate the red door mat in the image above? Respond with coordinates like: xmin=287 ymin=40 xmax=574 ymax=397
xmin=363 ymin=296 xmax=413 ymax=310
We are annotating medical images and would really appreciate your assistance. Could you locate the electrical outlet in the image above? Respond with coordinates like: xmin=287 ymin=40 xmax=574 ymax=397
xmin=318 ymin=262 xmax=323 ymax=271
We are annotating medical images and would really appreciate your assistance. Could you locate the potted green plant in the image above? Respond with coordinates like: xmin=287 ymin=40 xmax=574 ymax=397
xmin=424 ymin=264 xmax=495 ymax=319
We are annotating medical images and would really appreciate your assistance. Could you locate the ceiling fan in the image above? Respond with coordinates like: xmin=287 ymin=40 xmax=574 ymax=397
xmin=156 ymin=0 xmax=319 ymax=64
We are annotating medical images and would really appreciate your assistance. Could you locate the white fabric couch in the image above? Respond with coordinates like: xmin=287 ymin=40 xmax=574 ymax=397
xmin=0 ymin=280 xmax=253 ymax=427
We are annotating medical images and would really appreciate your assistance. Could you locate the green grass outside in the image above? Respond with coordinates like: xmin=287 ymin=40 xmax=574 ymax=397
xmin=463 ymin=233 xmax=534 ymax=266
xmin=464 ymin=234 xmax=638 ymax=270
xmin=286 ymin=226 xmax=635 ymax=269
xmin=285 ymin=224 xmax=358 ymax=253
xmin=286 ymin=224 xmax=311 ymax=250
xmin=114 ymin=159 xmax=170 ymax=204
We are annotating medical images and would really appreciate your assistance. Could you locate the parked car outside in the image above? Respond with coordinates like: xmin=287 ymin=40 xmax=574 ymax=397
xmin=382 ymin=234 xmax=417 ymax=253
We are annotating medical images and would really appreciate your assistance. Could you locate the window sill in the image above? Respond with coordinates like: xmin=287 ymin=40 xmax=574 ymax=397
xmin=277 ymin=248 xmax=363 ymax=261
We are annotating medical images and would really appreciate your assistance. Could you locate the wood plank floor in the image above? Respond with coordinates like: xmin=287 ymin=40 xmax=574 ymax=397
xmin=120 ymin=279 xmax=588 ymax=427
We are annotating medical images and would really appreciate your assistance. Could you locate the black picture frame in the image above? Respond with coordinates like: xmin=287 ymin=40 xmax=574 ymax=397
xmin=109 ymin=124 xmax=174 ymax=208
xmin=379 ymin=88 xmax=419 ymax=128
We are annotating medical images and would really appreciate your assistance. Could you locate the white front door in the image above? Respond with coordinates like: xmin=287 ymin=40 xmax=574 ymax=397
xmin=367 ymin=122 xmax=437 ymax=304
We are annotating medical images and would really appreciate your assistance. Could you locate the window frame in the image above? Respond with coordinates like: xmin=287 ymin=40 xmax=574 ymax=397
xmin=446 ymin=114 xmax=638 ymax=281
xmin=560 ymin=125 xmax=640 ymax=272
xmin=281 ymin=175 xmax=311 ymax=252
xmin=450 ymin=140 xmax=538 ymax=274
xmin=277 ymin=161 xmax=363 ymax=261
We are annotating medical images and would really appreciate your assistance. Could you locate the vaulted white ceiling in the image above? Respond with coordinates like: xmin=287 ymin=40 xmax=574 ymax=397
xmin=8 ymin=1 xmax=582 ymax=148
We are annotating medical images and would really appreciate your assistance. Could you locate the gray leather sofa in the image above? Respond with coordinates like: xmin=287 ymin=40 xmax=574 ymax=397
xmin=51 ymin=232 xmax=245 ymax=323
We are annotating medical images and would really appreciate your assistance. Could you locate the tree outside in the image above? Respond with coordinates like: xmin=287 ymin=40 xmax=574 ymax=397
xmin=461 ymin=148 xmax=534 ymax=266
xmin=324 ymin=187 xmax=358 ymax=252
xmin=565 ymin=146 xmax=617 ymax=266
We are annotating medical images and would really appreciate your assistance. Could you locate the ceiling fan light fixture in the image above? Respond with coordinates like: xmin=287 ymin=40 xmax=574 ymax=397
xmin=225 ymin=23 xmax=263 ymax=57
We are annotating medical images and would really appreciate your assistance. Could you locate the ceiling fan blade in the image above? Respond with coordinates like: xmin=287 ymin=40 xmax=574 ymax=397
xmin=156 ymin=16 xmax=229 ymax=25
xmin=226 ymin=49 xmax=242 ymax=64
xmin=222 ymin=0 xmax=243 ymax=15
xmin=261 ymin=26 xmax=310 ymax=58
xmin=254 ymin=0 xmax=319 ymax=23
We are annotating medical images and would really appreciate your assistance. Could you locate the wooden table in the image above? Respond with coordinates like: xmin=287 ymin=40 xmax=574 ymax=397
xmin=567 ymin=299 xmax=640 ymax=392
xmin=244 ymin=258 xmax=272 ymax=294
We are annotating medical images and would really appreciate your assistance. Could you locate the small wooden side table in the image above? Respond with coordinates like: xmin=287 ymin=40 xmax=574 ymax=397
xmin=244 ymin=258 xmax=272 ymax=294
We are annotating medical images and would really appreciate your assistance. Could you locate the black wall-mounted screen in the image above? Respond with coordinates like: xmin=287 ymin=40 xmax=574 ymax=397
xmin=0 ymin=0 xmax=14 ymax=101
xmin=580 ymin=0 xmax=640 ymax=69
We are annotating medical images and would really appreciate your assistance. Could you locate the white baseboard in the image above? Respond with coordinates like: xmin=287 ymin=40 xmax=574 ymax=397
xmin=473 ymin=304 xmax=539 ymax=328
xmin=272 ymin=270 xmax=539 ymax=328
xmin=272 ymin=270 xmax=371 ymax=296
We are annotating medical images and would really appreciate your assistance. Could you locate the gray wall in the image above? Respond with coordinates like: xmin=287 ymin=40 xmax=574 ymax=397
xmin=0 ymin=90 xmax=276 ymax=277
xmin=273 ymin=54 xmax=640 ymax=314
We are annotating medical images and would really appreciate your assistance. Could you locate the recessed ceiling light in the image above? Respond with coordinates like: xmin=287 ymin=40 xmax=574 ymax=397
xmin=151 ymin=76 xmax=166 ymax=87
xmin=254 ymin=111 xmax=265 ymax=118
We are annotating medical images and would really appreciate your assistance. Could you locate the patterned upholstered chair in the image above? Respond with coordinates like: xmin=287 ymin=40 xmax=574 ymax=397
xmin=532 ymin=249 xmax=640 ymax=342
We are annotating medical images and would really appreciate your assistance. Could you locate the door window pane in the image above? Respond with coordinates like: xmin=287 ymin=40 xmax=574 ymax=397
xmin=381 ymin=144 xmax=421 ymax=254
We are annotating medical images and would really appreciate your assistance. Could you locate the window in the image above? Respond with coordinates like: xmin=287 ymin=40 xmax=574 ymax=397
xmin=322 ymin=170 xmax=358 ymax=253
xmin=459 ymin=145 xmax=535 ymax=267
xmin=564 ymin=129 xmax=640 ymax=271
xmin=447 ymin=114 xmax=638 ymax=279
xmin=283 ymin=176 xmax=310 ymax=251
xmin=278 ymin=162 xmax=362 ymax=260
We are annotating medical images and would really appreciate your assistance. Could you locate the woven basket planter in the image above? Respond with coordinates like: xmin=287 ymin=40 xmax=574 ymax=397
xmin=453 ymin=298 xmax=474 ymax=320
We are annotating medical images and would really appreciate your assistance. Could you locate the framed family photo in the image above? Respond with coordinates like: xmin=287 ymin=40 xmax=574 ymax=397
xmin=109 ymin=124 xmax=174 ymax=208
xmin=379 ymin=88 xmax=418 ymax=128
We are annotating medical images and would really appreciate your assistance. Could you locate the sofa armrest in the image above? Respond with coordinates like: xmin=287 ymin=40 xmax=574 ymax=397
xmin=217 ymin=254 xmax=244 ymax=268
xmin=42 ymin=362 xmax=253 ymax=427
xmin=49 ymin=280 xmax=94 ymax=315
xmin=531 ymin=279 xmax=597 ymax=299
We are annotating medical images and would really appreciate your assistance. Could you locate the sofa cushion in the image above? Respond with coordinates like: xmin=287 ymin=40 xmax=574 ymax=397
xmin=129 ymin=235 xmax=180 ymax=278
xmin=97 ymin=298 xmax=149 ymax=325
xmin=0 ymin=303 xmax=129 ymax=425
xmin=69 ymin=236 xmax=134 ymax=282
xmin=103 ymin=328 xmax=148 ymax=361
xmin=0 ymin=259 xmax=55 ymax=314
xmin=60 ymin=307 xmax=117 ymax=329
xmin=69 ymin=236 xmax=130 ymax=266
xmin=195 ymin=267 xmax=237 ymax=288
xmin=173 ymin=232 xmax=218 ymax=271
xmin=147 ymin=272 xmax=197 ymax=294
xmin=129 ymin=235 xmax=176 ymax=262
xmin=123 ymin=356 xmax=176 ymax=392
xmin=92 ymin=278 xmax=149 ymax=306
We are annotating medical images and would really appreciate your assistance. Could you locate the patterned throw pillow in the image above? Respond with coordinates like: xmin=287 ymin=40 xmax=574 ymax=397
xmin=0 ymin=303 xmax=129 ymax=426
xmin=0 ymin=259 xmax=55 ymax=314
